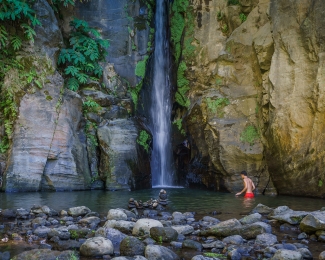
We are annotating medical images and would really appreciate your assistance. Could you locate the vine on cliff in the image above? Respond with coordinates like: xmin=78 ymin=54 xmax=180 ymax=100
xmin=240 ymin=125 xmax=260 ymax=146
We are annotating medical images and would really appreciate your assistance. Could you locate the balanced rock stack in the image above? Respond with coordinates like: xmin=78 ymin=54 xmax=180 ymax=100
xmin=158 ymin=189 xmax=168 ymax=206
xmin=128 ymin=189 xmax=168 ymax=210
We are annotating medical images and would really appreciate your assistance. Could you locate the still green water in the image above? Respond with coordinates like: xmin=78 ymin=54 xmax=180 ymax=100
xmin=0 ymin=188 xmax=324 ymax=217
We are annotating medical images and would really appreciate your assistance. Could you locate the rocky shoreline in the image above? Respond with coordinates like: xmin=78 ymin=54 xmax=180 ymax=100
xmin=0 ymin=203 xmax=325 ymax=260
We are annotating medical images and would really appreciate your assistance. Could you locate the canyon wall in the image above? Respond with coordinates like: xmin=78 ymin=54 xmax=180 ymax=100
xmin=176 ymin=0 xmax=325 ymax=197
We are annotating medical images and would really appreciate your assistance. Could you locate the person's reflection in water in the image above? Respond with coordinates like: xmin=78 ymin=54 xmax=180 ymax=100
xmin=242 ymin=196 xmax=255 ymax=209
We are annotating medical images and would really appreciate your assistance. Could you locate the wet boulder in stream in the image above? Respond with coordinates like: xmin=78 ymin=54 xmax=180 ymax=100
xmin=150 ymin=227 xmax=178 ymax=242
xmin=299 ymin=212 xmax=325 ymax=233
xmin=80 ymin=236 xmax=114 ymax=257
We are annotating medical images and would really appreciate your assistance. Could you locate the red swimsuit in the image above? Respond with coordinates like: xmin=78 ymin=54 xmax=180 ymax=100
xmin=244 ymin=192 xmax=254 ymax=198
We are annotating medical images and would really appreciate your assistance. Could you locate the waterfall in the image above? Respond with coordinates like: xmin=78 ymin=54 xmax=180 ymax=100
xmin=150 ymin=0 xmax=174 ymax=187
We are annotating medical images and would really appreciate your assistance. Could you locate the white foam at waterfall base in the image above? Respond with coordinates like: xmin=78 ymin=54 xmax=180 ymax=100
xmin=152 ymin=185 xmax=184 ymax=189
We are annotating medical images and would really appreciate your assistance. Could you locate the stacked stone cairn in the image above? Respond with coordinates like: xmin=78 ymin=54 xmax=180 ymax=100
xmin=128 ymin=189 xmax=168 ymax=211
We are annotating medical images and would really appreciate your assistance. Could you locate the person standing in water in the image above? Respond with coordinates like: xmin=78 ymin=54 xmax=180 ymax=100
xmin=236 ymin=171 xmax=255 ymax=198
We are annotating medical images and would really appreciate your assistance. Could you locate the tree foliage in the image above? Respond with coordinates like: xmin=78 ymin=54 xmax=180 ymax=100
xmin=58 ymin=18 xmax=109 ymax=91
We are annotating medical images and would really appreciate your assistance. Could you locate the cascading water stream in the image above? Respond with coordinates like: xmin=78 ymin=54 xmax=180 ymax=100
xmin=150 ymin=0 xmax=174 ymax=187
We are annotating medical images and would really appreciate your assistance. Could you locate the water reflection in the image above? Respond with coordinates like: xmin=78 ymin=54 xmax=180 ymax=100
xmin=0 ymin=189 xmax=324 ymax=218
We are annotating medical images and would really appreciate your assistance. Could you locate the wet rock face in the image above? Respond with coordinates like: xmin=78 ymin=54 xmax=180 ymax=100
xmin=3 ymin=72 xmax=91 ymax=192
xmin=73 ymin=0 xmax=150 ymax=87
xmin=177 ymin=0 xmax=325 ymax=197
xmin=265 ymin=0 xmax=325 ymax=197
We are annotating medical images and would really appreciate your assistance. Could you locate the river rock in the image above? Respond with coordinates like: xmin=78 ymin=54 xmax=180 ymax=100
xmin=132 ymin=219 xmax=163 ymax=236
xmin=32 ymin=217 xmax=47 ymax=226
xmin=316 ymin=230 xmax=325 ymax=242
xmin=202 ymin=240 xmax=226 ymax=249
xmin=78 ymin=216 xmax=101 ymax=227
xmin=269 ymin=207 xmax=308 ymax=224
xmin=15 ymin=208 xmax=30 ymax=219
xmin=80 ymin=237 xmax=114 ymax=257
xmin=0 ymin=251 xmax=10 ymax=260
xmin=271 ymin=249 xmax=303 ymax=260
xmin=300 ymin=212 xmax=325 ymax=233
xmin=145 ymin=245 xmax=180 ymax=260
xmin=251 ymin=204 xmax=274 ymax=215
xmin=202 ymin=216 xmax=220 ymax=224
xmin=111 ymin=257 xmax=147 ymax=260
xmin=239 ymin=213 xmax=262 ymax=224
xmin=48 ymin=227 xmax=71 ymax=240
xmin=1 ymin=209 xmax=16 ymax=218
xmin=182 ymin=239 xmax=203 ymax=251
xmin=255 ymin=233 xmax=277 ymax=246
xmin=107 ymin=209 xmax=128 ymax=221
xmin=297 ymin=248 xmax=313 ymax=259
xmin=95 ymin=227 xmax=126 ymax=253
xmin=222 ymin=235 xmax=243 ymax=245
xmin=171 ymin=225 xmax=194 ymax=235
xmin=239 ymin=222 xmax=271 ymax=239
xmin=68 ymin=206 xmax=91 ymax=217
xmin=150 ymin=227 xmax=178 ymax=243
xmin=104 ymin=220 xmax=135 ymax=233
xmin=319 ymin=251 xmax=325 ymax=260
xmin=11 ymin=249 xmax=77 ymax=260
xmin=33 ymin=226 xmax=51 ymax=238
xmin=120 ymin=236 xmax=145 ymax=256
xmin=228 ymin=249 xmax=242 ymax=260
xmin=202 ymin=218 xmax=242 ymax=237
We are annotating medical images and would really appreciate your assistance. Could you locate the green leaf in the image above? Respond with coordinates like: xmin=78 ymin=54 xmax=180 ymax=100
xmin=65 ymin=66 xmax=80 ymax=76
xmin=76 ymin=73 xmax=88 ymax=84
xmin=34 ymin=79 xmax=42 ymax=89
xmin=11 ymin=35 xmax=22 ymax=50
xmin=67 ymin=77 xmax=79 ymax=91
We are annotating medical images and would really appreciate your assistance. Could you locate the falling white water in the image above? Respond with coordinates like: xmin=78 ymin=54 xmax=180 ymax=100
xmin=150 ymin=0 xmax=174 ymax=187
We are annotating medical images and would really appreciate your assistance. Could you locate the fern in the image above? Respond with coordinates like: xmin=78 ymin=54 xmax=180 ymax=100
xmin=11 ymin=36 xmax=22 ymax=50
xmin=58 ymin=18 xmax=109 ymax=91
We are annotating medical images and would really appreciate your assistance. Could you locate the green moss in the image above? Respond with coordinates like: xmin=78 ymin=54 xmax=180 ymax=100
xmin=319 ymin=180 xmax=323 ymax=187
xmin=228 ymin=0 xmax=240 ymax=5
xmin=135 ymin=55 xmax=149 ymax=78
xmin=240 ymin=125 xmax=259 ymax=146
xmin=206 ymin=97 xmax=230 ymax=117
xmin=137 ymin=130 xmax=151 ymax=153
xmin=173 ymin=118 xmax=185 ymax=135
xmin=240 ymin=13 xmax=247 ymax=23
xmin=175 ymin=61 xmax=190 ymax=107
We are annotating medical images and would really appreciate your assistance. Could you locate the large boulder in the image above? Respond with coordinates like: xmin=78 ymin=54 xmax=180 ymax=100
xmin=150 ymin=227 xmax=178 ymax=243
xmin=269 ymin=207 xmax=308 ymax=224
xmin=120 ymin=236 xmax=145 ymax=256
xmin=299 ymin=212 xmax=325 ymax=233
xmin=107 ymin=209 xmax=128 ymax=221
xmin=104 ymin=220 xmax=135 ymax=233
xmin=239 ymin=213 xmax=262 ymax=224
xmin=132 ymin=219 xmax=163 ymax=236
xmin=145 ymin=245 xmax=180 ymax=260
xmin=80 ymin=237 xmax=114 ymax=257
xmin=95 ymin=227 xmax=127 ymax=253
xmin=171 ymin=225 xmax=194 ymax=235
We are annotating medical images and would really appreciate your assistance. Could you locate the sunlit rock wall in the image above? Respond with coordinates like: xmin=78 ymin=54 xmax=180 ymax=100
xmin=178 ymin=0 xmax=325 ymax=197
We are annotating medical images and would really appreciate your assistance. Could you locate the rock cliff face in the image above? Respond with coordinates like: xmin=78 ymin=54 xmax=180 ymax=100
xmin=176 ymin=0 xmax=325 ymax=197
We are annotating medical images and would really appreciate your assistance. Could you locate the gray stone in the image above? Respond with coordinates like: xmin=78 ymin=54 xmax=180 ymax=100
xmin=297 ymin=248 xmax=313 ymax=259
xmin=95 ymin=227 xmax=126 ymax=253
xmin=202 ymin=216 xmax=220 ymax=223
xmin=150 ymin=227 xmax=178 ymax=243
xmin=107 ymin=209 xmax=128 ymax=221
xmin=120 ymin=236 xmax=145 ymax=256
xmin=239 ymin=213 xmax=262 ymax=225
xmin=33 ymin=226 xmax=51 ymax=238
xmin=271 ymin=249 xmax=303 ymax=260
xmin=182 ymin=239 xmax=203 ymax=251
xmin=228 ymin=249 xmax=242 ymax=260
xmin=145 ymin=245 xmax=180 ymax=260
xmin=78 ymin=216 xmax=101 ymax=227
xmin=171 ymin=225 xmax=194 ymax=235
xmin=222 ymin=235 xmax=243 ymax=245
xmin=132 ymin=219 xmax=163 ymax=236
xmin=48 ymin=227 xmax=71 ymax=240
xmin=80 ymin=237 xmax=114 ymax=257
xmin=0 ymin=251 xmax=10 ymax=260
xmin=68 ymin=206 xmax=91 ymax=217
xmin=255 ymin=233 xmax=277 ymax=246
xmin=104 ymin=220 xmax=135 ymax=233
xmin=251 ymin=204 xmax=273 ymax=215
xmin=81 ymin=89 xmax=116 ymax=107
xmin=319 ymin=251 xmax=325 ymax=260
xmin=300 ymin=212 xmax=325 ymax=233
xmin=270 ymin=207 xmax=308 ymax=225
xmin=170 ymin=241 xmax=182 ymax=248
xmin=12 ymin=249 xmax=77 ymax=260
xmin=111 ymin=257 xmax=147 ymax=260
xmin=297 ymin=232 xmax=308 ymax=240
xmin=202 ymin=240 xmax=226 ymax=249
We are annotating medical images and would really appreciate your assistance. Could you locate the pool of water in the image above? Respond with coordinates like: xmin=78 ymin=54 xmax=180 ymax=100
xmin=0 ymin=188 xmax=324 ymax=218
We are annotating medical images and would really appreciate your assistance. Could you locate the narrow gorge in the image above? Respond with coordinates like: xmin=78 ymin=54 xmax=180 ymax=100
xmin=0 ymin=0 xmax=325 ymax=198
